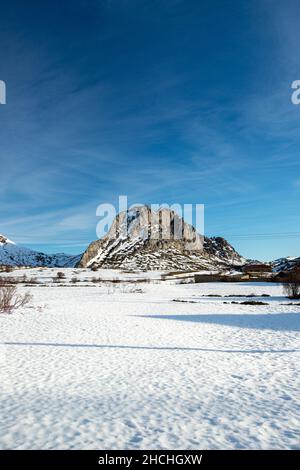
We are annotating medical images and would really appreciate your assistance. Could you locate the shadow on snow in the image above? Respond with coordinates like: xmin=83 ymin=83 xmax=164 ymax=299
xmin=135 ymin=312 xmax=300 ymax=332
xmin=4 ymin=341 xmax=300 ymax=354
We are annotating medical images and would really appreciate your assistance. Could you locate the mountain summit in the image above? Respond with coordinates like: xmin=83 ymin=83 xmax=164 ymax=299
xmin=78 ymin=206 xmax=246 ymax=271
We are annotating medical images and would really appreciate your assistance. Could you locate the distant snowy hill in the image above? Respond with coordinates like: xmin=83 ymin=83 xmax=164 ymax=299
xmin=271 ymin=256 xmax=300 ymax=272
xmin=78 ymin=206 xmax=246 ymax=271
xmin=0 ymin=234 xmax=81 ymax=267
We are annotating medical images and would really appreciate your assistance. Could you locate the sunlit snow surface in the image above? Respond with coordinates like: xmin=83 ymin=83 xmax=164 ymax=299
xmin=0 ymin=268 xmax=300 ymax=449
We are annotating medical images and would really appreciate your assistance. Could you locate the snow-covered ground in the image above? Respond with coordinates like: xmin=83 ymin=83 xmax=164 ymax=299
xmin=0 ymin=268 xmax=300 ymax=449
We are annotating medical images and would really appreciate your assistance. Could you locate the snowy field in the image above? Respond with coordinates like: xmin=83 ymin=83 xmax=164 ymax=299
xmin=1 ymin=268 xmax=300 ymax=449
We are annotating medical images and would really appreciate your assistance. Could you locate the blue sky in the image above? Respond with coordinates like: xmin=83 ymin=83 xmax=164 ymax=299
xmin=0 ymin=0 xmax=299 ymax=261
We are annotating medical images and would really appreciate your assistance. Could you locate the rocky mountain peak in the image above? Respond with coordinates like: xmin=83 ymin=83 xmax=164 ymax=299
xmin=78 ymin=206 xmax=245 ymax=271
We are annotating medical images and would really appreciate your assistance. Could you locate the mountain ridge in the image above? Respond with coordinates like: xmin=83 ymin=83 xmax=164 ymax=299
xmin=271 ymin=256 xmax=300 ymax=273
xmin=0 ymin=234 xmax=81 ymax=267
xmin=2 ymin=208 xmax=298 ymax=271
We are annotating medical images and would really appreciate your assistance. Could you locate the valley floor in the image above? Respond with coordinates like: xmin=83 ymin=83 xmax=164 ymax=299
xmin=0 ymin=269 xmax=300 ymax=449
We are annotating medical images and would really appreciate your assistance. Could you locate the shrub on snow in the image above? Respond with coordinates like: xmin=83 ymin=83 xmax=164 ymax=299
xmin=0 ymin=279 xmax=32 ymax=314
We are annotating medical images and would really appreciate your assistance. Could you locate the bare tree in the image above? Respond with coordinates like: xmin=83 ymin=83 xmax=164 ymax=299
xmin=283 ymin=272 xmax=300 ymax=299
xmin=0 ymin=280 xmax=32 ymax=314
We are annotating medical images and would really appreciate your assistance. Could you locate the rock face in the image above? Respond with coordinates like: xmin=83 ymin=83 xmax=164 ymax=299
xmin=78 ymin=206 xmax=246 ymax=271
xmin=0 ymin=234 xmax=81 ymax=267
